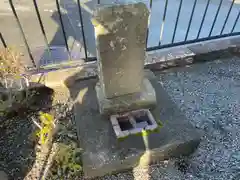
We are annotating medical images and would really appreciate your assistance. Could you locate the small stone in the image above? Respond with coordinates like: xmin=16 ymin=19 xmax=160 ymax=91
xmin=67 ymin=133 xmax=77 ymax=140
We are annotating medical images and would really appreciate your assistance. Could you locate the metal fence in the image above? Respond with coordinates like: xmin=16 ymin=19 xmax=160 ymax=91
xmin=1 ymin=0 xmax=240 ymax=69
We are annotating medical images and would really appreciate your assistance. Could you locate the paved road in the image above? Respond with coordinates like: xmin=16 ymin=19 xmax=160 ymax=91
xmin=0 ymin=0 xmax=240 ymax=66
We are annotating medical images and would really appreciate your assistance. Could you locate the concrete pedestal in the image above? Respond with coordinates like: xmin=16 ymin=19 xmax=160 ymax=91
xmin=96 ymin=77 xmax=157 ymax=115
xmin=72 ymin=71 xmax=201 ymax=179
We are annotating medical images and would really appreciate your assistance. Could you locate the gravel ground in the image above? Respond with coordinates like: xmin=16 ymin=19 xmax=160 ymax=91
xmin=155 ymin=57 xmax=240 ymax=180
xmin=0 ymin=115 xmax=37 ymax=179
xmin=0 ymin=84 xmax=80 ymax=180
xmin=0 ymin=87 xmax=54 ymax=180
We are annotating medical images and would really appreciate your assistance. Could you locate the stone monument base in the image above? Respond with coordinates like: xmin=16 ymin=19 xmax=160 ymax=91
xmin=72 ymin=70 xmax=201 ymax=178
xmin=96 ymin=77 xmax=157 ymax=115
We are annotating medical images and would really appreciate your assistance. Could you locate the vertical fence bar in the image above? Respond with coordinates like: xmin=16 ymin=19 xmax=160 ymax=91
xmin=209 ymin=0 xmax=224 ymax=37
xmin=231 ymin=10 xmax=240 ymax=33
xmin=158 ymin=0 xmax=168 ymax=46
xmin=146 ymin=0 xmax=153 ymax=48
xmin=62 ymin=3 xmax=78 ymax=52
xmin=149 ymin=0 xmax=153 ymax=11
xmin=0 ymin=33 xmax=7 ymax=48
xmin=196 ymin=0 xmax=211 ymax=39
xmin=220 ymin=0 xmax=235 ymax=35
xmin=33 ymin=0 xmax=52 ymax=64
xmin=184 ymin=0 xmax=197 ymax=41
xmin=9 ymin=0 xmax=36 ymax=67
xmin=56 ymin=0 xmax=71 ymax=60
xmin=172 ymin=0 xmax=183 ymax=43
xmin=77 ymin=0 xmax=88 ymax=60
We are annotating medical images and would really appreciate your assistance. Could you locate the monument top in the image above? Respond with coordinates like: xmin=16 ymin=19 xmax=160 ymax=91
xmin=92 ymin=2 xmax=150 ymax=99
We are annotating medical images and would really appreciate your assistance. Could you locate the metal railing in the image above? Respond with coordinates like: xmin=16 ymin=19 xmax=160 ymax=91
xmin=1 ymin=0 xmax=240 ymax=69
xmin=147 ymin=0 xmax=240 ymax=50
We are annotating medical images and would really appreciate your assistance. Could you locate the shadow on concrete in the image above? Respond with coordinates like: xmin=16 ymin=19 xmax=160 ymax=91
xmin=0 ymin=85 xmax=54 ymax=180
xmin=37 ymin=0 xmax=97 ymax=67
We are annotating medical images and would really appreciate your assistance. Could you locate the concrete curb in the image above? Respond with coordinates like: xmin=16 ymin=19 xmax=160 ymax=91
xmin=29 ymin=36 xmax=240 ymax=88
xmin=30 ymin=62 xmax=97 ymax=88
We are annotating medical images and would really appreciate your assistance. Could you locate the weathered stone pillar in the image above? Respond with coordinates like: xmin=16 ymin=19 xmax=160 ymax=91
xmin=92 ymin=2 xmax=156 ymax=115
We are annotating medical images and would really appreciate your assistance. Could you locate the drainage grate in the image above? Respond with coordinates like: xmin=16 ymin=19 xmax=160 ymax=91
xmin=110 ymin=109 xmax=158 ymax=138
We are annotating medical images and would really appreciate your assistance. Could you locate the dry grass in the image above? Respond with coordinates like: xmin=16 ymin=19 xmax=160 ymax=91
xmin=0 ymin=48 xmax=25 ymax=79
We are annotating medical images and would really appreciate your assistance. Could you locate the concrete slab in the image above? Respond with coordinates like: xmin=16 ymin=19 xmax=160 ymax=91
xmin=188 ymin=40 xmax=232 ymax=62
xmin=145 ymin=47 xmax=195 ymax=70
xmin=71 ymin=70 xmax=201 ymax=178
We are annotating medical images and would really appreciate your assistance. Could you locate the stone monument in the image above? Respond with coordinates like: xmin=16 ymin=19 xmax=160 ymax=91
xmin=92 ymin=2 xmax=157 ymax=115
xmin=73 ymin=2 xmax=201 ymax=178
